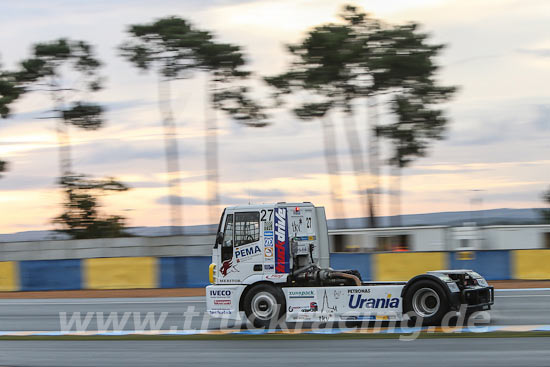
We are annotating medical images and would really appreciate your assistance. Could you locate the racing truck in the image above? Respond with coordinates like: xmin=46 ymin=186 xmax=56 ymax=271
xmin=206 ymin=202 xmax=494 ymax=327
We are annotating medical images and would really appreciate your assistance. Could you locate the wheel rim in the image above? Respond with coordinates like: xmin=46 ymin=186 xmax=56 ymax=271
xmin=412 ymin=287 xmax=440 ymax=318
xmin=251 ymin=291 xmax=277 ymax=321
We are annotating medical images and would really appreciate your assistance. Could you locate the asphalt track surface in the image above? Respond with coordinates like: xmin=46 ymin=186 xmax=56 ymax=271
xmin=0 ymin=289 xmax=548 ymax=366
xmin=0 ymin=289 xmax=548 ymax=332
xmin=1 ymin=337 xmax=550 ymax=367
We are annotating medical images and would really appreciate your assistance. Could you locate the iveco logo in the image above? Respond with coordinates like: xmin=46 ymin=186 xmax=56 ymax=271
xmin=210 ymin=290 xmax=231 ymax=297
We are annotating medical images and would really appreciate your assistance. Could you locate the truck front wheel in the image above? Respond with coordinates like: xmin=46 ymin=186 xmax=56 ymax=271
xmin=243 ymin=284 xmax=286 ymax=328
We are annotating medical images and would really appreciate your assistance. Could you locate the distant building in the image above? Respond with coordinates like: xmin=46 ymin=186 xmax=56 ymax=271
xmin=329 ymin=224 xmax=550 ymax=252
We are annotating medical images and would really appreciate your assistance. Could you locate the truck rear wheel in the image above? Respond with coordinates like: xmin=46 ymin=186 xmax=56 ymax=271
xmin=243 ymin=284 xmax=286 ymax=328
xmin=404 ymin=280 xmax=449 ymax=326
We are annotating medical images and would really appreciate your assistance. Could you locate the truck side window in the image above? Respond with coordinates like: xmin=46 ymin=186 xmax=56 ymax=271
xmin=235 ymin=212 xmax=260 ymax=247
xmin=221 ymin=214 xmax=234 ymax=262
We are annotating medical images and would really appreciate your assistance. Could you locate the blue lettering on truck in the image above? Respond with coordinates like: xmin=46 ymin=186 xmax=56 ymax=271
xmin=235 ymin=245 xmax=261 ymax=260
xmin=348 ymin=295 xmax=400 ymax=309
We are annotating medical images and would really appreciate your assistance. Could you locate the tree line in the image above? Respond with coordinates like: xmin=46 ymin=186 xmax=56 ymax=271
xmin=0 ymin=15 xmax=267 ymax=238
xmin=5 ymin=4 xmax=538 ymax=238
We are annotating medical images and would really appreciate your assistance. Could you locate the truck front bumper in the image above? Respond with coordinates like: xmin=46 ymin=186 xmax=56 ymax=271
xmin=206 ymin=284 xmax=246 ymax=320
xmin=464 ymin=286 xmax=494 ymax=311
xmin=450 ymin=286 xmax=494 ymax=311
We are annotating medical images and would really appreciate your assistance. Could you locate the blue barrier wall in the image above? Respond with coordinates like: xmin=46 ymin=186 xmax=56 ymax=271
xmin=4 ymin=250 xmax=542 ymax=292
xmin=159 ymin=256 xmax=211 ymax=288
xmin=330 ymin=253 xmax=372 ymax=281
xmin=19 ymin=259 xmax=81 ymax=291
xmin=448 ymin=251 xmax=511 ymax=280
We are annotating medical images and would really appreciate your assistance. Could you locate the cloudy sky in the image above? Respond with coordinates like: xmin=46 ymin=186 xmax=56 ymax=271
xmin=1 ymin=0 xmax=549 ymax=233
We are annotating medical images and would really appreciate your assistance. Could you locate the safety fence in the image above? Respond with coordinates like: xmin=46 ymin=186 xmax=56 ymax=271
xmin=0 ymin=256 xmax=211 ymax=292
xmin=0 ymin=250 xmax=549 ymax=291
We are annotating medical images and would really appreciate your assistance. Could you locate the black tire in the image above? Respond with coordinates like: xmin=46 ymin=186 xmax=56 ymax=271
xmin=404 ymin=280 xmax=449 ymax=326
xmin=243 ymin=283 xmax=286 ymax=328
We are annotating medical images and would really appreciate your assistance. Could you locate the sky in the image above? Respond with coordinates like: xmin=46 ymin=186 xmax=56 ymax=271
xmin=0 ymin=0 xmax=549 ymax=233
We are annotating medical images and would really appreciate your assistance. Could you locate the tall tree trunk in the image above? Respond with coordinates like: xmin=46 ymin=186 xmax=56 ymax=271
xmin=343 ymin=111 xmax=369 ymax=227
xmin=205 ymin=75 xmax=219 ymax=229
xmin=321 ymin=114 xmax=346 ymax=224
xmin=158 ymin=77 xmax=183 ymax=235
xmin=366 ymin=96 xmax=380 ymax=228
xmin=50 ymin=78 xmax=72 ymax=178
xmin=56 ymin=119 xmax=72 ymax=177
xmin=390 ymin=164 xmax=402 ymax=227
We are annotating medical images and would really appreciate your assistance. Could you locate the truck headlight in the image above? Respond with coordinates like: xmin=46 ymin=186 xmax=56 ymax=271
xmin=447 ymin=282 xmax=460 ymax=293
xmin=476 ymin=278 xmax=488 ymax=287
xmin=209 ymin=263 xmax=216 ymax=284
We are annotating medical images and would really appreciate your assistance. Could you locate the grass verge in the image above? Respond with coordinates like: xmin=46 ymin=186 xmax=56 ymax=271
xmin=0 ymin=331 xmax=549 ymax=341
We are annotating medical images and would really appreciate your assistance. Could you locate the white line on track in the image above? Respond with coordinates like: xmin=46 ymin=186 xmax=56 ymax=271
xmin=494 ymin=288 xmax=550 ymax=292
xmin=495 ymin=294 xmax=550 ymax=298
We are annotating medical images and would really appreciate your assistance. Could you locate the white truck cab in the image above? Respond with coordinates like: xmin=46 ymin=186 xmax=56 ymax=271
xmin=207 ymin=203 xmax=494 ymax=327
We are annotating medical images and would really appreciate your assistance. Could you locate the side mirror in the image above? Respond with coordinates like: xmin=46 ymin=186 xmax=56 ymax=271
xmin=215 ymin=232 xmax=224 ymax=247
